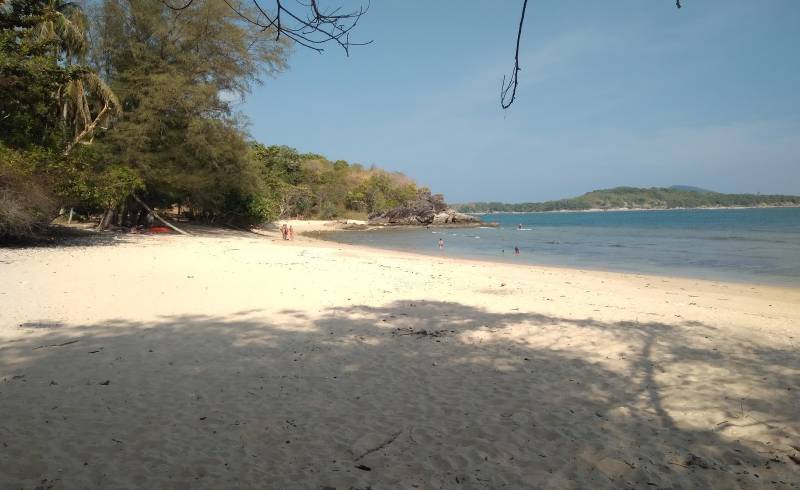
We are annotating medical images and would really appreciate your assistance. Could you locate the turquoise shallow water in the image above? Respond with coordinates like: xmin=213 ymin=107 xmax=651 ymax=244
xmin=318 ymin=208 xmax=800 ymax=286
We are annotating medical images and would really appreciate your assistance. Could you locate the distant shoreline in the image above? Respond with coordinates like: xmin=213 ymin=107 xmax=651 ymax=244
xmin=467 ymin=204 xmax=800 ymax=215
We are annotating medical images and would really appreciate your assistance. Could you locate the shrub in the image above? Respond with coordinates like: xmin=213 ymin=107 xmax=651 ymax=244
xmin=0 ymin=146 xmax=58 ymax=240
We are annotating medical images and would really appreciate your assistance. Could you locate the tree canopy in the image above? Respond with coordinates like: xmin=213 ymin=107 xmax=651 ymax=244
xmin=252 ymin=144 xmax=419 ymax=220
xmin=0 ymin=0 xmax=422 ymax=239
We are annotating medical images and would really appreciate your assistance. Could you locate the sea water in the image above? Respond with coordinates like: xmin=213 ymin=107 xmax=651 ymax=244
xmin=318 ymin=208 xmax=800 ymax=286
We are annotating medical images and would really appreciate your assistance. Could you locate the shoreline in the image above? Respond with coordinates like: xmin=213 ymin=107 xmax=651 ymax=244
xmin=5 ymin=221 xmax=798 ymax=316
xmin=14 ymin=219 xmax=800 ymax=290
xmin=1 ymin=225 xmax=799 ymax=488
xmin=466 ymin=204 xmax=800 ymax=215
xmin=294 ymin=221 xmax=800 ymax=290
xmin=10 ymin=219 xmax=798 ymax=293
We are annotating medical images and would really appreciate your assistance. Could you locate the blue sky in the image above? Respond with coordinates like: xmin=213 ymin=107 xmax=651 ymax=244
xmin=240 ymin=1 xmax=800 ymax=202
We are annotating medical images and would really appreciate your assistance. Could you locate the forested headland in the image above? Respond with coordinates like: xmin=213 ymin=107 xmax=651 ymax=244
xmin=456 ymin=186 xmax=800 ymax=213
xmin=0 ymin=0 xmax=422 ymax=240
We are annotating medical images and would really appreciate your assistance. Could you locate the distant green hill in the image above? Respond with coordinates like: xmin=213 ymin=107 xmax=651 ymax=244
xmin=668 ymin=185 xmax=714 ymax=193
xmin=455 ymin=187 xmax=800 ymax=213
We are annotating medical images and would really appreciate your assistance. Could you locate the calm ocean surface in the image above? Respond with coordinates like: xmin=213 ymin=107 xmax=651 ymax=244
xmin=318 ymin=208 xmax=800 ymax=286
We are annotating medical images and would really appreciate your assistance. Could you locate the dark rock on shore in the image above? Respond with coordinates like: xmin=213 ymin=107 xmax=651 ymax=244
xmin=368 ymin=191 xmax=483 ymax=227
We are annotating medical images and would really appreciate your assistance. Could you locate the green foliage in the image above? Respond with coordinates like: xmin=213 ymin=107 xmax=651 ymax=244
xmin=92 ymin=165 xmax=144 ymax=208
xmin=0 ymin=0 xmax=129 ymax=237
xmin=0 ymin=2 xmax=67 ymax=148
xmin=456 ymin=187 xmax=800 ymax=213
xmin=0 ymin=143 xmax=144 ymax=236
xmin=245 ymin=194 xmax=280 ymax=224
xmin=251 ymin=144 xmax=419 ymax=219
xmin=0 ymin=1 xmax=120 ymax=153
xmin=0 ymin=0 xmax=426 ymax=235
xmin=0 ymin=144 xmax=58 ymax=238
xmin=208 ymin=189 xmax=280 ymax=226
xmin=89 ymin=0 xmax=290 ymax=223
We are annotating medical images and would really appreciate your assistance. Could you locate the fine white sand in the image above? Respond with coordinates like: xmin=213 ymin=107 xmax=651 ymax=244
xmin=1 ymin=223 xmax=798 ymax=489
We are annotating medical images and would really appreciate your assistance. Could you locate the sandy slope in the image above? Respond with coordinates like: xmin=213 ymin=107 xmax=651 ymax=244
xmin=1 ymin=225 xmax=798 ymax=489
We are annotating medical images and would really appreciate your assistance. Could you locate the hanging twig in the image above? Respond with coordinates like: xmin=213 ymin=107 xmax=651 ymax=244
xmin=500 ymin=0 xmax=684 ymax=109
xmin=501 ymin=0 xmax=529 ymax=110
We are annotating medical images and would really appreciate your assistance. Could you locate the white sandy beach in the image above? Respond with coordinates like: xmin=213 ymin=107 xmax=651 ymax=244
xmin=1 ymin=223 xmax=799 ymax=489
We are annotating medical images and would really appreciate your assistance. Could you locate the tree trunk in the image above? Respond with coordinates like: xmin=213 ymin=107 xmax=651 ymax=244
xmin=116 ymin=201 xmax=126 ymax=227
xmin=131 ymin=194 xmax=191 ymax=236
xmin=63 ymin=103 xmax=110 ymax=156
xmin=97 ymin=208 xmax=114 ymax=230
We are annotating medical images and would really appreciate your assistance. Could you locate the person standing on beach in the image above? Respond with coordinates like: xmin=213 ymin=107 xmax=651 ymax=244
xmin=288 ymin=225 xmax=294 ymax=240
xmin=280 ymin=224 xmax=288 ymax=240
xmin=514 ymin=246 xmax=520 ymax=255
xmin=438 ymin=238 xmax=444 ymax=251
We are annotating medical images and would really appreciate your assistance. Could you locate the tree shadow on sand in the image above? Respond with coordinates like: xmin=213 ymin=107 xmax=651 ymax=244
xmin=0 ymin=224 xmax=263 ymax=250
xmin=1 ymin=301 xmax=797 ymax=489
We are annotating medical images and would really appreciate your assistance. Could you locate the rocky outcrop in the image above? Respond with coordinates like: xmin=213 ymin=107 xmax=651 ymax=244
xmin=368 ymin=191 xmax=483 ymax=226
xmin=429 ymin=209 xmax=483 ymax=225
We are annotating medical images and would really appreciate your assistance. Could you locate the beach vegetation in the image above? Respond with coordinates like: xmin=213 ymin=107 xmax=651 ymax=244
xmin=0 ymin=0 xmax=421 ymax=238
xmin=251 ymin=143 xmax=419 ymax=219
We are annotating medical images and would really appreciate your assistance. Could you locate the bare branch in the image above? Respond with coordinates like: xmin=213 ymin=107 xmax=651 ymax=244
xmin=500 ymin=0 xmax=528 ymax=110
xmin=501 ymin=0 xmax=684 ymax=109
xmin=163 ymin=0 xmax=197 ymax=10
xmin=163 ymin=0 xmax=372 ymax=55
xmin=63 ymin=102 xmax=109 ymax=155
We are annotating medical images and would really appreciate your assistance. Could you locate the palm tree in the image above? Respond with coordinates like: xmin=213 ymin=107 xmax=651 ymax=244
xmin=32 ymin=0 xmax=88 ymax=59
xmin=27 ymin=0 xmax=121 ymax=154
xmin=60 ymin=68 xmax=121 ymax=154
